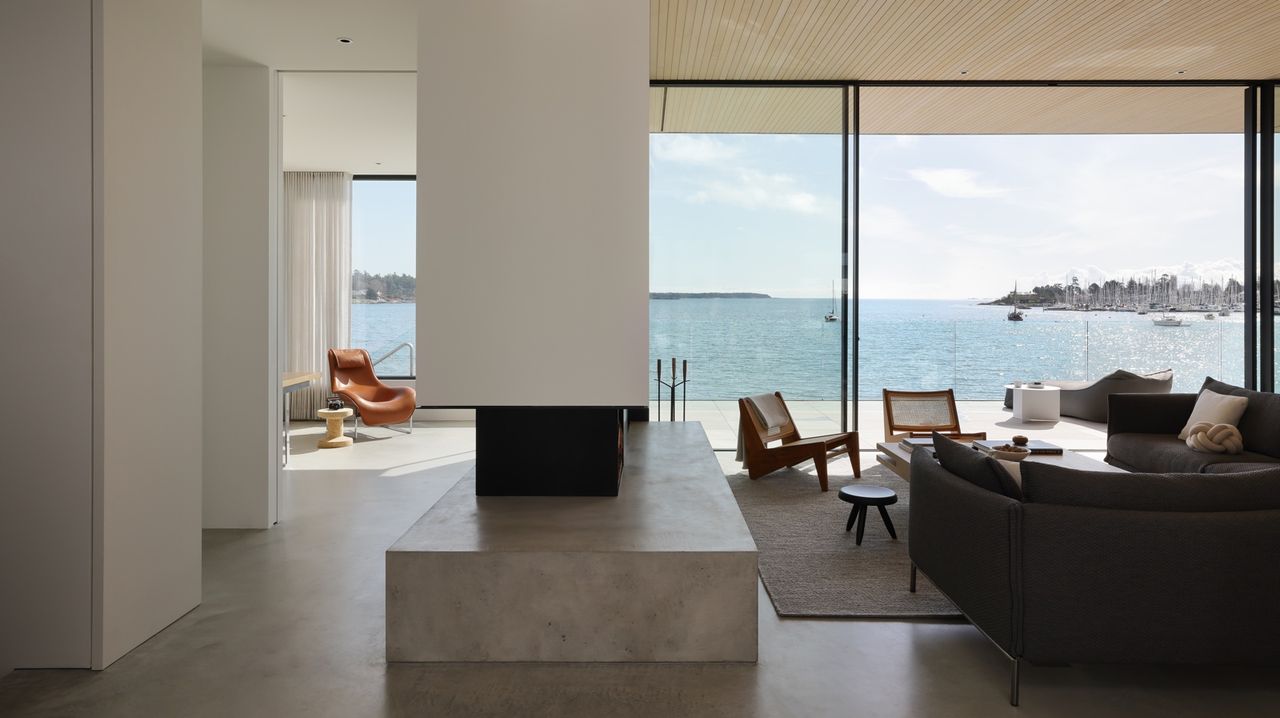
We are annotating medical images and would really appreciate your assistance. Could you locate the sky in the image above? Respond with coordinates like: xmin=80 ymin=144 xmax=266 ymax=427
xmin=651 ymin=131 xmax=1244 ymax=299
xmin=352 ymin=179 xmax=415 ymax=276
xmin=353 ymin=130 xmax=1246 ymax=300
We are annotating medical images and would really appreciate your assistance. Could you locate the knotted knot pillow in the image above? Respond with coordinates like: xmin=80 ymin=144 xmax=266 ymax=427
xmin=1184 ymin=421 xmax=1244 ymax=454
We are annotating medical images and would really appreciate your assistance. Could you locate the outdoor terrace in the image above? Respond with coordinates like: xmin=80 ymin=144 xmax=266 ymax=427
xmin=650 ymin=400 xmax=1108 ymax=454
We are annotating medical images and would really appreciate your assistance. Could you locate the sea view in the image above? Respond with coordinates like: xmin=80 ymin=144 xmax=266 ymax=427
xmin=355 ymin=298 xmax=1246 ymax=400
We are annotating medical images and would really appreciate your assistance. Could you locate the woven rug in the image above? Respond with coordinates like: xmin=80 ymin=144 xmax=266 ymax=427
xmin=727 ymin=464 xmax=961 ymax=619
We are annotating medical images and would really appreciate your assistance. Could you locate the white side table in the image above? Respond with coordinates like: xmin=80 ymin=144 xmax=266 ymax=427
xmin=1005 ymin=385 xmax=1061 ymax=423
xmin=317 ymin=407 xmax=354 ymax=448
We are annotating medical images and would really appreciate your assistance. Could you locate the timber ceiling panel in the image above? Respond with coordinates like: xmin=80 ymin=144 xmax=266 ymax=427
xmin=656 ymin=86 xmax=844 ymax=133
xmin=651 ymin=0 xmax=1280 ymax=82
xmin=650 ymin=85 xmax=1246 ymax=134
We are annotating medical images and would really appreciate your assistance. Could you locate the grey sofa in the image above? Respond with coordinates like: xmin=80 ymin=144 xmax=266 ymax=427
xmin=1002 ymin=368 xmax=1172 ymax=423
xmin=1107 ymin=377 xmax=1280 ymax=473
xmin=909 ymin=448 xmax=1280 ymax=705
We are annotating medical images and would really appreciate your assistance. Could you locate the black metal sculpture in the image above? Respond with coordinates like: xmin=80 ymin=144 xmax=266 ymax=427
xmin=655 ymin=358 xmax=688 ymax=422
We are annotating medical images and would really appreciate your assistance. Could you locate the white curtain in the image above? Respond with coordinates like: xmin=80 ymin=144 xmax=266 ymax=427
xmin=285 ymin=172 xmax=352 ymax=419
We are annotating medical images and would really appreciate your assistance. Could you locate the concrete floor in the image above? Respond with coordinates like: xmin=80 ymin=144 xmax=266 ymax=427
xmin=1 ymin=422 xmax=1277 ymax=717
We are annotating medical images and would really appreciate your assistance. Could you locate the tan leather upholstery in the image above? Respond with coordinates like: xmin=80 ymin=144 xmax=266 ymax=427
xmin=331 ymin=348 xmax=367 ymax=370
xmin=327 ymin=348 xmax=417 ymax=426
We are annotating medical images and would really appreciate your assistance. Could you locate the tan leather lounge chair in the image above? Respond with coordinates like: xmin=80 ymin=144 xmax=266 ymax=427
xmin=328 ymin=348 xmax=417 ymax=437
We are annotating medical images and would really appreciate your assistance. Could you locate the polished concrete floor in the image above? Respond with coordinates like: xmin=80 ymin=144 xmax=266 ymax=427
xmin=1 ymin=423 xmax=1276 ymax=717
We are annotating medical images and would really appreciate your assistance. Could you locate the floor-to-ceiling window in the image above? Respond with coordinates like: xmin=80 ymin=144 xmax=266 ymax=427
xmin=1270 ymin=84 xmax=1278 ymax=390
xmin=857 ymin=86 xmax=1246 ymax=402
xmin=649 ymin=88 xmax=844 ymax=436
xmin=350 ymin=176 xmax=416 ymax=377
xmin=650 ymin=82 xmax=1266 ymax=445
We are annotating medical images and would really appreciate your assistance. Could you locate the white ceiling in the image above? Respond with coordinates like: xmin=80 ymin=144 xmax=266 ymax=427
xmin=212 ymin=0 xmax=1280 ymax=172
xmin=281 ymin=72 xmax=415 ymax=174
xmin=203 ymin=0 xmax=416 ymax=70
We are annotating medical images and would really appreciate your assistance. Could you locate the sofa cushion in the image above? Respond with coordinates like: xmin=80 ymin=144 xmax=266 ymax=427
xmin=1178 ymin=388 xmax=1248 ymax=439
xmin=1108 ymin=433 xmax=1280 ymax=474
xmin=1202 ymin=378 xmax=1280 ymax=458
xmin=931 ymin=432 xmax=1022 ymax=499
xmin=1202 ymin=461 xmax=1280 ymax=474
xmin=1021 ymin=462 xmax=1280 ymax=512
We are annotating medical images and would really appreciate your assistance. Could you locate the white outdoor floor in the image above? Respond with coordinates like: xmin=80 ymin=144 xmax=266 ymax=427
xmin=654 ymin=400 xmax=1108 ymax=453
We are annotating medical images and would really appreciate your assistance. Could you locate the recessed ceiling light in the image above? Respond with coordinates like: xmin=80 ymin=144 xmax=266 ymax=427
xmin=337 ymin=37 xmax=353 ymax=45
xmin=375 ymin=162 xmax=383 ymax=166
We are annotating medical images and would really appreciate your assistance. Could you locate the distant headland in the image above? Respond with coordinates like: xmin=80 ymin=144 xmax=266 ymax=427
xmin=650 ymin=292 xmax=771 ymax=300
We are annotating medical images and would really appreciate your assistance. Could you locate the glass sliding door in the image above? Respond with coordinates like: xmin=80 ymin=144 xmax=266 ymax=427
xmin=1269 ymin=85 xmax=1278 ymax=390
xmin=856 ymin=86 xmax=1246 ymax=443
xmin=649 ymin=87 xmax=844 ymax=447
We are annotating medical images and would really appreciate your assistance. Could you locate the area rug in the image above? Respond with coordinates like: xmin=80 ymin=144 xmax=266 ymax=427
xmin=726 ymin=464 xmax=961 ymax=619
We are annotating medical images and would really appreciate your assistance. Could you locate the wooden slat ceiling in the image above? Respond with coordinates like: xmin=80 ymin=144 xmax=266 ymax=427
xmin=650 ymin=85 xmax=1249 ymax=134
xmin=649 ymin=0 xmax=1279 ymax=135
xmin=651 ymin=0 xmax=1280 ymax=82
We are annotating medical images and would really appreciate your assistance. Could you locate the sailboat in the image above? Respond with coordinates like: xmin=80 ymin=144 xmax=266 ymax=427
xmin=824 ymin=281 xmax=838 ymax=322
xmin=1006 ymin=281 xmax=1024 ymax=321
xmin=1153 ymin=314 xmax=1184 ymax=327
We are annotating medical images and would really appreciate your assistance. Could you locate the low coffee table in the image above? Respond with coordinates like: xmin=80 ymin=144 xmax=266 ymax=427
xmin=875 ymin=440 xmax=1124 ymax=481
xmin=839 ymin=485 xmax=898 ymax=545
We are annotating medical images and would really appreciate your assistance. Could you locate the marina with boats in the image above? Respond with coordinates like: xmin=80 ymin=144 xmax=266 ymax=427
xmin=987 ymin=272 xmax=1247 ymax=323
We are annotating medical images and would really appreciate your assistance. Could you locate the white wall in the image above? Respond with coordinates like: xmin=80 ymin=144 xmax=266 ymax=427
xmin=93 ymin=0 xmax=204 ymax=668
xmin=0 ymin=0 xmax=204 ymax=673
xmin=0 ymin=0 xmax=96 ymax=671
xmin=203 ymin=66 xmax=282 ymax=529
xmin=416 ymin=0 xmax=649 ymax=407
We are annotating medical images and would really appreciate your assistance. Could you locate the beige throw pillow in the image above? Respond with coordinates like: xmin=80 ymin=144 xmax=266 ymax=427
xmin=1178 ymin=389 xmax=1249 ymax=440
xmin=996 ymin=459 xmax=1023 ymax=490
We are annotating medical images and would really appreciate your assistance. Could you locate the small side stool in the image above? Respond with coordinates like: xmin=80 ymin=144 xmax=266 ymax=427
xmin=838 ymin=485 xmax=898 ymax=545
xmin=317 ymin=407 xmax=354 ymax=449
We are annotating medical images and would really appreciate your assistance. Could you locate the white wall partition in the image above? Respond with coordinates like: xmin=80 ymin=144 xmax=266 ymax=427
xmin=94 ymin=0 xmax=204 ymax=668
xmin=203 ymin=65 xmax=282 ymax=529
xmin=416 ymin=0 xmax=649 ymax=407
xmin=1 ymin=0 xmax=203 ymax=672
xmin=0 ymin=0 xmax=96 ymax=672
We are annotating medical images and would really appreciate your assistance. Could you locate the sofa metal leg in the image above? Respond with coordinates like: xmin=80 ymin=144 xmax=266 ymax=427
xmin=1010 ymin=657 xmax=1021 ymax=707
xmin=910 ymin=562 xmax=917 ymax=593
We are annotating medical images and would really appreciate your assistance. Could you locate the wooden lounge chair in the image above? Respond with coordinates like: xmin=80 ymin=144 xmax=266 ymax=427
xmin=882 ymin=388 xmax=986 ymax=443
xmin=738 ymin=392 xmax=859 ymax=492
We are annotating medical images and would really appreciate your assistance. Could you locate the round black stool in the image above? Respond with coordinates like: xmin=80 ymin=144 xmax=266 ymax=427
xmin=838 ymin=485 xmax=898 ymax=546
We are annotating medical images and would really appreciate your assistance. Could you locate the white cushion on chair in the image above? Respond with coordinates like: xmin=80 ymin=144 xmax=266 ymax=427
xmin=746 ymin=393 xmax=790 ymax=434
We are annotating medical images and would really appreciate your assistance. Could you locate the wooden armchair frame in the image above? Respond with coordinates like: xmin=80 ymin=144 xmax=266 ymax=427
xmin=882 ymin=388 xmax=986 ymax=443
xmin=738 ymin=392 xmax=859 ymax=492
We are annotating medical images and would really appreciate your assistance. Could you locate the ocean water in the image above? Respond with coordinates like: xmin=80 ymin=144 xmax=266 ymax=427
xmin=353 ymin=299 xmax=1246 ymax=400
xmin=351 ymin=303 xmax=416 ymax=377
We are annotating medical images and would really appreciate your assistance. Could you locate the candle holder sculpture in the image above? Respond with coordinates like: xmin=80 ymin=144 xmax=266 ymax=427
xmin=655 ymin=358 xmax=689 ymax=422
